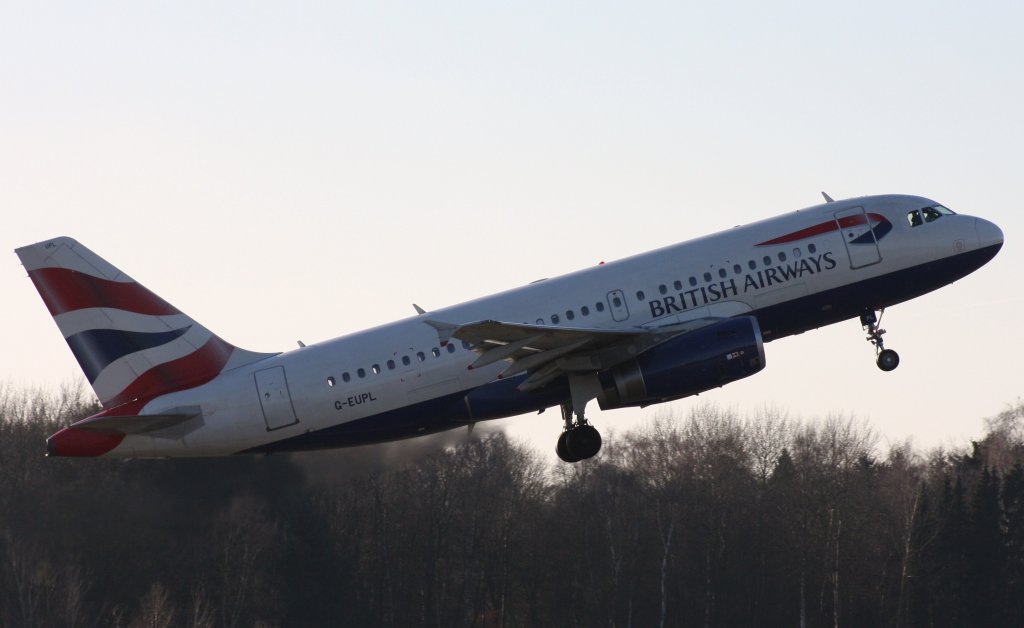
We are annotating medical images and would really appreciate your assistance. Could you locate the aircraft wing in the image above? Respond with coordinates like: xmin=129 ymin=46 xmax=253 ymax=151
xmin=427 ymin=317 xmax=721 ymax=392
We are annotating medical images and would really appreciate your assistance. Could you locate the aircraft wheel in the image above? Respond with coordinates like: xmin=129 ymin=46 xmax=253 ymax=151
xmin=556 ymin=431 xmax=581 ymax=463
xmin=567 ymin=425 xmax=602 ymax=460
xmin=877 ymin=349 xmax=900 ymax=372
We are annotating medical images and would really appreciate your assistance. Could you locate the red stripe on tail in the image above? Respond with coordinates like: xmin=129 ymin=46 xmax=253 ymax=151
xmin=28 ymin=267 xmax=180 ymax=317
xmin=105 ymin=335 xmax=235 ymax=408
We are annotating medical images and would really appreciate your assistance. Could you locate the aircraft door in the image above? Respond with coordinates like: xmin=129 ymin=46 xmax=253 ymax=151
xmin=254 ymin=366 xmax=299 ymax=430
xmin=607 ymin=289 xmax=630 ymax=321
xmin=834 ymin=206 xmax=882 ymax=269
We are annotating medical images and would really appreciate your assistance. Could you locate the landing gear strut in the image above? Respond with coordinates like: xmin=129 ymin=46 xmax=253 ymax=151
xmin=555 ymin=373 xmax=603 ymax=463
xmin=861 ymin=309 xmax=899 ymax=372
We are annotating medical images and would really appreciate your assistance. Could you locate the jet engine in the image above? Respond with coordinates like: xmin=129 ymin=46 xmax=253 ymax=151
xmin=597 ymin=315 xmax=766 ymax=409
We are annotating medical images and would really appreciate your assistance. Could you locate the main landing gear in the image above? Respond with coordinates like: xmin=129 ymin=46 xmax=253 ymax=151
xmin=555 ymin=373 xmax=603 ymax=463
xmin=556 ymin=403 xmax=602 ymax=463
xmin=861 ymin=309 xmax=900 ymax=372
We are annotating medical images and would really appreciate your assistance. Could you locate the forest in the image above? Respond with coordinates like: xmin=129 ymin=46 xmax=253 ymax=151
xmin=1 ymin=383 xmax=1023 ymax=627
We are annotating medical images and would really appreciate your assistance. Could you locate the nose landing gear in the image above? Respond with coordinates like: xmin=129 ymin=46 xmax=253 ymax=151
xmin=861 ymin=309 xmax=900 ymax=372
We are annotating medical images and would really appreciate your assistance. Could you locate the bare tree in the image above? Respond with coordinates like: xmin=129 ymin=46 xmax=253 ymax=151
xmin=214 ymin=495 xmax=277 ymax=628
xmin=129 ymin=582 xmax=176 ymax=628
xmin=186 ymin=581 xmax=216 ymax=628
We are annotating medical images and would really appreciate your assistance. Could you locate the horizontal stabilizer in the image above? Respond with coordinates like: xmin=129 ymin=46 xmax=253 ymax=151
xmin=71 ymin=407 xmax=201 ymax=435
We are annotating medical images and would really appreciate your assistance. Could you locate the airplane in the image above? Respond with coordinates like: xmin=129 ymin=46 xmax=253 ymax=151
xmin=16 ymin=193 xmax=1003 ymax=462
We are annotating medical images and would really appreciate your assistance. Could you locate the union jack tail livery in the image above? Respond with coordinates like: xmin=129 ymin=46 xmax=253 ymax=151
xmin=16 ymin=237 xmax=274 ymax=412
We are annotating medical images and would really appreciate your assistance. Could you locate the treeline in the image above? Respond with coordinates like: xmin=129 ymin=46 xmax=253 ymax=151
xmin=2 ymin=384 xmax=1024 ymax=627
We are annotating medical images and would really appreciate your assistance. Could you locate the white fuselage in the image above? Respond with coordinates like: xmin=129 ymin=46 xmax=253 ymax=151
xmin=106 ymin=194 xmax=1001 ymax=457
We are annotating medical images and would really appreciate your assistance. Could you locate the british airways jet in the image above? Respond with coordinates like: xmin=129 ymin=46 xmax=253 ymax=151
xmin=17 ymin=194 xmax=1002 ymax=462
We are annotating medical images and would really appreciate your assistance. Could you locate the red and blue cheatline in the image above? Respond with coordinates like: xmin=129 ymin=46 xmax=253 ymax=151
xmin=756 ymin=213 xmax=892 ymax=247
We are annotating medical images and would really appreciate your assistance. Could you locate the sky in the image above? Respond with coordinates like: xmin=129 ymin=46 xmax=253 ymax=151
xmin=2 ymin=1 xmax=1022 ymax=459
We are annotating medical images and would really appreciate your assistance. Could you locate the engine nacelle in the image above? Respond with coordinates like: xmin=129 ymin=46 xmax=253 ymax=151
xmin=597 ymin=315 xmax=766 ymax=410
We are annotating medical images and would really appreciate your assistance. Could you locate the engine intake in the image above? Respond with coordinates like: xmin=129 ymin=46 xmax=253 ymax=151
xmin=597 ymin=316 xmax=766 ymax=409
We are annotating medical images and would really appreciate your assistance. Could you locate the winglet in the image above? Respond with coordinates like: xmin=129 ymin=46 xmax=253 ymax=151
xmin=413 ymin=304 xmax=426 ymax=315
xmin=822 ymin=191 xmax=835 ymax=203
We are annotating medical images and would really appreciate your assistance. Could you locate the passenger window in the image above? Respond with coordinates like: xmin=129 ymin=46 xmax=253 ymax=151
xmin=357 ymin=368 xmax=366 ymax=378
xmin=689 ymin=276 xmax=698 ymax=287
xmin=718 ymin=268 xmax=727 ymax=278
xmin=808 ymin=243 xmax=817 ymax=254
xmin=748 ymin=260 xmax=756 ymax=270
xmin=372 ymin=364 xmax=380 ymax=374
xmin=778 ymin=252 xmax=787 ymax=262
xmin=673 ymin=280 xmax=682 ymax=290
xmin=581 ymin=305 xmax=590 ymax=316
xmin=342 ymin=372 xmax=351 ymax=383
xmin=793 ymin=248 xmax=801 ymax=259
xmin=447 ymin=344 xmax=455 ymax=354
xmin=551 ymin=314 xmax=560 ymax=324
xmin=907 ymin=210 xmax=923 ymax=227
xmin=387 ymin=360 xmax=395 ymax=370
xmin=659 ymin=284 xmax=667 ymax=295
xmin=703 ymin=272 xmax=712 ymax=282
xmin=636 ymin=290 xmax=645 ymax=301
xmin=612 ymin=296 xmax=622 ymax=307
xmin=566 ymin=310 xmax=575 ymax=320
xmin=536 ymin=318 xmax=544 ymax=325
xmin=596 ymin=302 xmax=605 ymax=312
xmin=733 ymin=264 xmax=742 ymax=274
xmin=431 ymin=347 xmax=441 ymax=358
xmin=327 ymin=376 xmax=336 ymax=387
xmin=402 ymin=356 xmax=411 ymax=366
xmin=416 ymin=352 xmax=425 ymax=362
xmin=763 ymin=256 xmax=771 ymax=266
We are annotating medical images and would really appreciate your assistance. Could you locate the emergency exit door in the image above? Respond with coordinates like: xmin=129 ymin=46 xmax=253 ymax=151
xmin=607 ymin=289 xmax=630 ymax=322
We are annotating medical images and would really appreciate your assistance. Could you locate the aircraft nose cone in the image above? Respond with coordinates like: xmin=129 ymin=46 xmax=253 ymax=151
xmin=976 ymin=218 xmax=1004 ymax=250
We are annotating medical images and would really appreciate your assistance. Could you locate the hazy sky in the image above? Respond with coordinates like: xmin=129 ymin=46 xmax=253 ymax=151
xmin=3 ymin=1 xmax=1021 ymax=457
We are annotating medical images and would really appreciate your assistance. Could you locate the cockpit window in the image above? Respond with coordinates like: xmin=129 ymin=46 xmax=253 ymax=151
xmin=925 ymin=205 xmax=955 ymax=221
xmin=908 ymin=205 xmax=955 ymax=228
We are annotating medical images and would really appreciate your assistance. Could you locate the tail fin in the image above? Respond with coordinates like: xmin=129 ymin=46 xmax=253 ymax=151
xmin=16 ymin=237 xmax=275 ymax=410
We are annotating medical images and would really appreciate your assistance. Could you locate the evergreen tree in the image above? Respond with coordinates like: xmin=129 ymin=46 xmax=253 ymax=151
xmin=931 ymin=474 xmax=970 ymax=628
xmin=967 ymin=467 xmax=1003 ymax=627
xmin=1001 ymin=463 xmax=1024 ymax=624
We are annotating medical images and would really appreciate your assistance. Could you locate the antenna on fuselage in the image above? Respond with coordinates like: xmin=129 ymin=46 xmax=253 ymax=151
xmin=821 ymin=191 xmax=835 ymax=203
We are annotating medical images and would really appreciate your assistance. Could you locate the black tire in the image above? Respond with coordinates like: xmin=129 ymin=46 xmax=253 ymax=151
xmin=556 ymin=431 xmax=581 ymax=463
xmin=877 ymin=349 xmax=900 ymax=372
xmin=567 ymin=425 xmax=602 ymax=460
